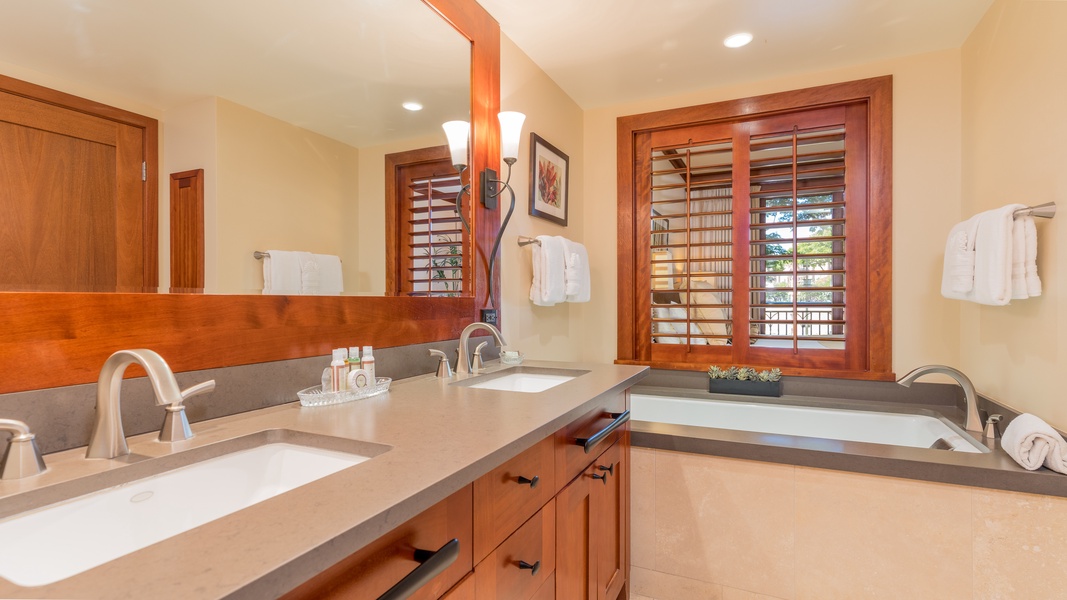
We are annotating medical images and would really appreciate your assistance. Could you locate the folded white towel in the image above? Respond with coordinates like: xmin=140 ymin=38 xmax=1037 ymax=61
xmin=311 ymin=253 xmax=343 ymax=295
xmin=1001 ymin=413 xmax=1067 ymax=475
xmin=1011 ymin=216 xmax=1028 ymax=300
xmin=530 ymin=235 xmax=566 ymax=306
xmin=971 ymin=204 xmax=1027 ymax=305
xmin=300 ymin=257 xmax=320 ymax=294
xmin=558 ymin=237 xmax=591 ymax=303
xmin=941 ymin=215 xmax=980 ymax=298
xmin=1022 ymin=216 xmax=1041 ymax=297
xmin=262 ymin=250 xmax=306 ymax=295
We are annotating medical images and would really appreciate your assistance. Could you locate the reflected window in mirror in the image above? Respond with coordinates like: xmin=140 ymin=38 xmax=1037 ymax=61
xmin=385 ymin=146 xmax=471 ymax=297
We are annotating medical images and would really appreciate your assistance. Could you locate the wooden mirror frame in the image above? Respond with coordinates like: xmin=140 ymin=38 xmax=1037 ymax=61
xmin=0 ymin=0 xmax=500 ymax=394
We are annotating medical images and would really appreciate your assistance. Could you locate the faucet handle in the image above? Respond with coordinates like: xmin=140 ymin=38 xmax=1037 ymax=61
xmin=159 ymin=380 xmax=216 ymax=443
xmin=429 ymin=349 xmax=453 ymax=379
xmin=0 ymin=418 xmax=46 ymax=480
xmin=472 ymin=341 xmax=489 ymax=374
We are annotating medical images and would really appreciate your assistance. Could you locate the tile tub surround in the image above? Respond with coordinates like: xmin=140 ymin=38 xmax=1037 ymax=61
xmin=632 ymin=447 xmax=1067 ymax=600
xmin=0 ymin=338 xmax=494 ymax=456
xmin=0 ymin=359 xmax=646 ymax=599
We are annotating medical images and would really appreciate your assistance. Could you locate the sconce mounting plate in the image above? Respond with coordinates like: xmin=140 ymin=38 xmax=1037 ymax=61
xmin=480 ymin=168 xmax=498 ymax=209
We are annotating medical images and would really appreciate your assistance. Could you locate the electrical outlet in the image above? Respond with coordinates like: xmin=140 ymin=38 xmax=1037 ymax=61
xmin=480 ymin=309 xmax=498 ymax=326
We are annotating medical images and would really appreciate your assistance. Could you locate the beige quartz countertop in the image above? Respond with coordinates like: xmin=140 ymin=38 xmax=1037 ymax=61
xmin=0 ymin=360 xmax=648 ymax=600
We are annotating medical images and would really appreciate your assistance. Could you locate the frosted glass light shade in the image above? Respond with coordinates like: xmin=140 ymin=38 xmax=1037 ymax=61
xmin=442 ymin=120 xmax=470 ymax=168
xmin=498 ymin=111 xmax=526 ymax=161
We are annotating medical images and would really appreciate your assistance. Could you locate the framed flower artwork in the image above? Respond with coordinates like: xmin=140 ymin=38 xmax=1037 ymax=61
xmin=528 ymin=133 xmax=569 ymax=226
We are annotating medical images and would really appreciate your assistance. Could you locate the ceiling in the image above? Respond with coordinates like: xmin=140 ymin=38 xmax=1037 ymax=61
xmin=476 ymin=0 xmax=995 ymax=109
xmin=0 ymin=0 xmax=470 ymax=148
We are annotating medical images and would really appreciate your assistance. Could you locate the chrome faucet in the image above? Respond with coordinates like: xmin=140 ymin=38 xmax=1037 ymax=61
xmin=0 ymin=418 xmax=46 ymax=479
xmin=456 ymin=322 xmax=507 ymax=376
xmin=897 ymin=365 xmax=982 ymax=434
xmin=86 ymin=349 xmax=215 ymax=459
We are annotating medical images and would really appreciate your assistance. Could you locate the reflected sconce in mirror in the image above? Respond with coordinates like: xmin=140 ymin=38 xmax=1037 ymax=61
xmin=442 ymin=112 xmax=526 ymax=307
xmin=442 ymin=120 xmax=473 ymax=235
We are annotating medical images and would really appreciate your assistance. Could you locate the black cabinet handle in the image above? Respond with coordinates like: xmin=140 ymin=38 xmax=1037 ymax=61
xmin=517 ymin=560 xmax=541 ymax=575
xmin=590 ymin=472 xmax=608 ymax=485
xmin=378 ymin=538 xmax=460 ymax=600
xmin=597 ymin=463 xmax=614 ymax=476
xmin=575 ymin=410 xmax=630 ymax=454
xmin=516 ymin=475 xmax=540 ymax=488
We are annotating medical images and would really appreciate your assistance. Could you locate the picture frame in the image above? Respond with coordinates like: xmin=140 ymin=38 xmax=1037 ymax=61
xmin=528 ymin=133 xmax=569 ymax=226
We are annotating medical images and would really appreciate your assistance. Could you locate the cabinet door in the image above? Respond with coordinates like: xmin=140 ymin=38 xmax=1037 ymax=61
xmin=556 ymin=438 xmax=627 ymax=600
xmin=593 ymin=440 xmax=625 ymax=600
xmin=281 ymin=485 xmax=473 ymax=600
xmin=555 ymin=462 xmax=596 ymax=600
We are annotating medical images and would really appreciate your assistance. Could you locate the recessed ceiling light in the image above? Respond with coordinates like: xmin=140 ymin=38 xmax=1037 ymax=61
xmin=724 ymin=32 xmax=753 ymax=49
xmin=402 ymin=101 xmax=423 ymax=111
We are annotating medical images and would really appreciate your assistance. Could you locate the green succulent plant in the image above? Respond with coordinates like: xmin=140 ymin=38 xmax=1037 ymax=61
xmin=707 ymin=365 xmax=782 ymax=383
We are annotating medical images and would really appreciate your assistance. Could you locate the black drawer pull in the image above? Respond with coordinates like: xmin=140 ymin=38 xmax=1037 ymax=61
xmin=597 ymin=463 xmax=614 ymax=476
xmin=575 ymin=410 xmax=630 ymax=454
xmin=378 ymin=538 xmax=460 ymax=600
xmin=518 ymin=560 xmax=541 ymax=575
xmin=517 ymin=475 xmax=540 ymax=488
xmin=590 ymin=472 xmax=608 ymax=485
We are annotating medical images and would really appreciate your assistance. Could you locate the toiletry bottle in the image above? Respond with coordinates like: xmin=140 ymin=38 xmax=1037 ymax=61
xmin=361 ymin=346 xmax=376 ymax=384
xmin=330 ymin=348 xmax=346 ymax=392
xmin=347 ymin=346 xmax=360 ymax=372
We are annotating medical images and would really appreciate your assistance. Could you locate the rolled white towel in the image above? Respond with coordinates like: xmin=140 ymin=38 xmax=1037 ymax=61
xmin=1001 ymin=413 xmax=1067 ymax=474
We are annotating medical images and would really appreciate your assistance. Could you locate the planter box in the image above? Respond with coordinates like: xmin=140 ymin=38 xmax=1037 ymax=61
xmin=708 ymin=379 xmax=782 ymax=397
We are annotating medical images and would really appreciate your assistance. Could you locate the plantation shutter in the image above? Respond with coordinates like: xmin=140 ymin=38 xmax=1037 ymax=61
xmin=403 ymin=167 xmax=468 ymax=297
xmin=637 ymin=104 xmax=869 ymax=372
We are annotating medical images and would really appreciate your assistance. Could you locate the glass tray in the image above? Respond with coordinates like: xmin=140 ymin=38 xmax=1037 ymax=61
xmin=297 ymin=377 xmax=392 ymax=407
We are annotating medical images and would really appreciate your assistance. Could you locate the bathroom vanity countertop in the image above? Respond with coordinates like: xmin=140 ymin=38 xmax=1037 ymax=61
xmin=630 ymin=385 xmax=1067 ymax=499
xmin=0 ymin=360 xmax=648 ymax=600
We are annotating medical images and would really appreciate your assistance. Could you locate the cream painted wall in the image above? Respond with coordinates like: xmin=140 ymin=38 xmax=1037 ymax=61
xmin=499 ymin=36 xmax=586 ymax=362
xmin=961 ymin=0 xmax=1067 ymax=429
xmin=214 ymin=99 xmax=361 ymax=294
xmin=578 ymin=50 xmax=965 ymax=373
xmin=161 ymin=97 xmax=218 ymax=291
xmin=356 ymin=133 xmax=445 ymax=296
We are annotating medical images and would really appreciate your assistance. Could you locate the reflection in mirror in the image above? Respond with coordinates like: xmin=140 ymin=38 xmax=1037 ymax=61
xmin=0 ymin=0 xmax=471 ymax=296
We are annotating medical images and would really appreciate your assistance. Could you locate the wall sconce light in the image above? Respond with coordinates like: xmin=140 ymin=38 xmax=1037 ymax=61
xmin=442 ymin=120 xmax=472 ymax=234
xmin=441 ymin=111 xmax=527 ymax=308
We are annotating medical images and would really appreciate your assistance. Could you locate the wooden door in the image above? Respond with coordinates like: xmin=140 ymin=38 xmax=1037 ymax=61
xmin=0 ymin=75 xmax=157 ymax=292
xmin=169 ymin=169 xmax=205 ymax=292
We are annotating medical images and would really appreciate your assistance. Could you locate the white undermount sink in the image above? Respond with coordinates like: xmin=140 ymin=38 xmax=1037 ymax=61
xmin=464 ymin=367 xmax=588 ymax=393
xmin=0 ymin=441 xmax=372 ymax=587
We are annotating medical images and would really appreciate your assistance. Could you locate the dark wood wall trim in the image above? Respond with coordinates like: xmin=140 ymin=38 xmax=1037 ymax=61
xmin=0 ymin=0 xmax=498 ymax=395
xmin=0 ymin=293 xmax=473 ymax=394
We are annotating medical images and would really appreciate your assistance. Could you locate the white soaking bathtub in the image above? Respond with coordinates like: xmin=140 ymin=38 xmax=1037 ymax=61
xmin=630 ymin=393 xmax=988 ymax=453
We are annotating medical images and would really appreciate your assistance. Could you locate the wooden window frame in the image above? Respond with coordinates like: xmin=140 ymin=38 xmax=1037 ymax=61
xmin=616 ymin=76 xmax=893 ymax=381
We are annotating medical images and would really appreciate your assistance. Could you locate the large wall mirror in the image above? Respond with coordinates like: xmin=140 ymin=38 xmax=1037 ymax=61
xmin=0 ymin=0 xmax=500 ymax=395
xmin=0 ymin=0 xmax=472 ymax=297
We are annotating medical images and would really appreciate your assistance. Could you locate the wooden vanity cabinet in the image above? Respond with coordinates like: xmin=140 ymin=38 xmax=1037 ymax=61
xmin=280 ymin=485 xmax=473 ymax=600
xmin=282 ymin=389 xmax=630 ymax=600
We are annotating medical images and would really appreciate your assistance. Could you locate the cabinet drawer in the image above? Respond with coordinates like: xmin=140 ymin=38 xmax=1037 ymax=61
xmin=474 ymin=435 xmax=556 ymax=561
xmin=555 ymin=390 xmax=629 ymax=486
xmin=281 ymin=485 xmax=473 ymax=600
xmin=475 ymin=498 xmax=556 ymax=600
